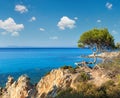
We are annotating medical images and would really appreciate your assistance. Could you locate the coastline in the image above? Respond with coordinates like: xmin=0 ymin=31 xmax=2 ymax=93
xmin=0 ymin=51 xmax=120 ymax=98
xmin=0 ymin=65 xmax=110 ymax=98
xmin=89 ymin=51 xmax=120 ymax=59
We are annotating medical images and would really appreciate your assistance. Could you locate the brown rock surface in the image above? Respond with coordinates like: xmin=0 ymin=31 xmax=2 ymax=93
xmin=89 ymin=52 xmax=120 ymax=59
xmin=0 ymin=75 xmax=36 ymax=98
xmin=0 ymin=66 xmax=110 ymax=98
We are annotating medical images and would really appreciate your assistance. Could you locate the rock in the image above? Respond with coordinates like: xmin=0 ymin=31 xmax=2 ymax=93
xmin=0 ymin=87 xmax=2 ymax=96
xmin=1 ymin=74 xmax=36 ymax=98
xmin=0 ymin=67 xmax=111 ymax=98
xmin=89 ymin=52 xmax=120 ymax=59
xmin=36 ymin=68 xmax=72 ymax=98
xmin=5 ymin=76 xmax=14 ymax=89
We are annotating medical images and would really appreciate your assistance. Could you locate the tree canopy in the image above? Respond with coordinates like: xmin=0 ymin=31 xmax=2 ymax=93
xmin=78 ymin=28 xmax=115 ymax=52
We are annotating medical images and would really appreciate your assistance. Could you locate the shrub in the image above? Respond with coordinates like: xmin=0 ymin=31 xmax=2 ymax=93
xmin=60 ymin=65 xmax=73 ymax=69
xmin=55 ymin=80 xmax=120 ymax=98
xmin=79 ymin=72 xmax=90 ymax=82
xmin=60 ymin=65 xmax=76 ymax=73
xmin=55 ymin=88 xmax=84 ymax=98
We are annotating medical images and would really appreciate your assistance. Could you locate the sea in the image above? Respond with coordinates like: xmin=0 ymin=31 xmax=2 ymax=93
xmin=0 ymin=48 xmax=100 ymax=87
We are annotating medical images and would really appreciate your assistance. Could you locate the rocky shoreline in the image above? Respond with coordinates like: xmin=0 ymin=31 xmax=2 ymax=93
xmin=0 ymin=52 xmax=120 ymax=98
xmin=0 ymin=65 xmax=111 ymax=98
xmin=89 ymin=51 xmax=120 ymax=59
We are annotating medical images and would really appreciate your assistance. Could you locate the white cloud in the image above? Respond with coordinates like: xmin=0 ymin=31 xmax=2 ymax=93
xmin=11 ymin=32 xmax=19 ymax=36
xmin=112 ymin=30 xmax=118 ymax=34
xmin=74 ymin=17 xmax=78 ymax=20
xmin=49 ymin=36 xmax=58 ymax=40
xmin=39 ymin=28 xmax=45 ymax=31
xmin=15 ymin=4 xmax=28 ymax=13
xmin=97 ymin=19 xmax=101 ymax=23
xmin=29 ymin=16 xmax=36 ymax=22
xmin=0 ymin=17 xmax=24 ymax=36
xmin=106 ymin=2 xmax=113 ymax=9
xmin=57 ymin=16 xmax=76 ymax=30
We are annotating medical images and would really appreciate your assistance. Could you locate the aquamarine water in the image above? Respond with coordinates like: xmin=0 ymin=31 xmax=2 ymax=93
xmin=0 ymin=48 xmax=95 ymax=86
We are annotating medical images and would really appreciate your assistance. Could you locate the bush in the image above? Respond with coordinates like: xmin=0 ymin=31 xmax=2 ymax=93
xmin=60 ymin=65 xmax=76 ymax=73
xmin=55 ymin=88 xmax=84 ymax=98
xmin=79 ymin=72 xmax=90 ymax=82
xmin=116 ymin=74 xmax=120 ymax=85
xmin=55 ymin=80 xmax=120 ymax=98
xmin=60 ymin=65 xmax=73 ymax=69
xmin=99 ymin=57 xmax=120 ymax=79
xmin=115 ymin=42 xmax=120 ymax=49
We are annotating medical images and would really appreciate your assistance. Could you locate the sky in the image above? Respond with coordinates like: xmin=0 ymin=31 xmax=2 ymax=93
xmin=0 ymin=0 xmax=120 ymax=47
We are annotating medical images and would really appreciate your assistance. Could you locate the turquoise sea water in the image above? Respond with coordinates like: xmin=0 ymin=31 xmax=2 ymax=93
xmin=0 ymin=48 xmax=96 ymax=86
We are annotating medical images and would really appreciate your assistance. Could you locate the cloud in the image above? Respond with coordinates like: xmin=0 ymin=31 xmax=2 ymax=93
xmin=39 ymin=28 xmax=45 ymax=31
xmin=0 ymin=17 xmax=24 ymax=36
xmin=74 ymin=17 xmax=78 ymax=20
xmin=112 ymin=30 xmax=118 ymax=34
xmin=57 ymin=16 xmax=76 ymax=30
xmin=29 ymin=16 xmax=36 ymax=22
xmin=106 ymin=2 xmax=112 ymax=9
xmin=49 ymin=36 xmax=58 ymax=40
xmin=15 ymin=4 xmax=28 ymax=13
xmin=11 ymin=32 xmax=19 ymax=36
xmin=97 ymin=19 xmax=101 ymax=23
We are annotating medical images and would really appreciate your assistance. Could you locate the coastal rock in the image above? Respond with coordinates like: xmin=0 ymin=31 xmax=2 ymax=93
xmin=5 ymin=76 xmax=14 ymax=89
xmin=89 ymin=52 xmax=120 ymax=59
xmin=0 ymin=66 xmax=110 ymax=98
xmin=0 ymin=87 xmax=2 ymax=96
xmin=36 ymin=68 xmax=72 ymax=98
xmin=0 ymin=74 xmax=36 ymax=98
xmin=36 ymin=67 xmax=110 ymax=98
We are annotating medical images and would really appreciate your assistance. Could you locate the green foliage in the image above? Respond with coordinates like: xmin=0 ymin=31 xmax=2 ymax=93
xmin=55 ymin=89 xmax=84 ymax=98
xmin=55 ymin=88 xmax=82 ymax=98
xmin=56 ymin=57 xmax=120 ymax=98
xmin=99 ymin=80 xmax=120 ymax=98
xmin=56 ymin=80 xmax=120 ymax=98
xmin=116 ymin=74 xmax=120 ymax=85
xmin=100 ymin=80 xmax=114 ymax=89
xmin=76 ymin=82 xmax=94 ymax=93
xmin=60 ymin=65 xmax=73 ymax=69
xmin=80 ymin=72 xmax=90 ymax=81
xmin=116 ymin=42 xmax=120 ymax=49
xmin=60 ymin=65 xmax=76 ymax=73
xmin=99 ymin=57 xmax=120 ymax=78
xmin=78 ymin=42 xmax=84 ymax=48
xmin=78 ymin=28 xmax=115 ymax=52
xmin=76 ymin=72 xmax=90 ymax=82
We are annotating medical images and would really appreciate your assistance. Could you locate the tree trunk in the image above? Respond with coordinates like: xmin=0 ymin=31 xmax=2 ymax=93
xmin=90 ymin=45 xmax=98 ymax=64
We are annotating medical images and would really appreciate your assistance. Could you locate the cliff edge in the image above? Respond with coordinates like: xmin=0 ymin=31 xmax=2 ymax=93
xmin=0 ymin=65 xmax=111 ymax=98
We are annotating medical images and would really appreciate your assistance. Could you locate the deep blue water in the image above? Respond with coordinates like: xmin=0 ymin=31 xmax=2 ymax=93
xmin=0 ymin=48 xmax=93 ymax=73
xmin=0 ymin=48 xmax=96 ymax=86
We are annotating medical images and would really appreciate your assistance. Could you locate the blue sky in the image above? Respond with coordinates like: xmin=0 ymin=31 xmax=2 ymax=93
xmin=0 ymin=0 xmax=120 ymax=47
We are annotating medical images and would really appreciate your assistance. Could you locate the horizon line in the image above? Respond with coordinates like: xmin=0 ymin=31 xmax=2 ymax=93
xmin=0 ymin=47 xmax=78 ymax=48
